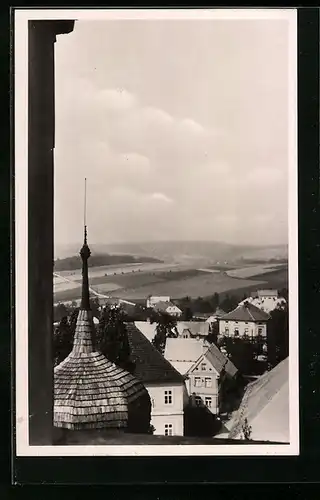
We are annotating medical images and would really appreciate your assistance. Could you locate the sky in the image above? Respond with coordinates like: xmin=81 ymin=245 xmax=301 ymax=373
xmin=54 ymin=17 xmax=291 ymax=248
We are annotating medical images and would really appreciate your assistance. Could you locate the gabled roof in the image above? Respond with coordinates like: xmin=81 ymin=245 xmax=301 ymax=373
xmin=165 ymin=337 xmax=205 ymax=363
xmin=54 ymin=310 xmax=148 ymax=430
xmin=164 ymin=338 xmax=206 ymax=375
xmin=226 ymin=357 xmax=289 ymax=443
xmin=127 ymin=323 xmax=185 ymax=385
xmin=204 ymin=343 xmax=238 ymax=378
xmin=154 ymin=301 xmax=181 ymax=312
xmin=220 ymin=302 xmax=270 ymax=322
xmin=177 ymin=321 xmax=210 ymax=337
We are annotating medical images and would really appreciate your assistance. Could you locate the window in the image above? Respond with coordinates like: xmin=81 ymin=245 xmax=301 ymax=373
xmin=234 ymin=329 xmax=239 ymax=337
xmin=205 ymin=397 xmax=212 ymax=408
xmin=194 ymin=376 xmax=202 ymax=387
xmin=244 ymin=328 xmax=249 ymax=335
xmin=201 ymin=362 xmax=207 ymax=371
xmin=164 ymin=390 xmax=172 ymax=404
xmin=164 ymin=424 xmax=173 ymax=436
xmin=205 ymin=377 xmax=212 ymax=388
xmin=195 ymin=396 xmax=202 ymax=406
xmin=225 ymin=327 xmax=229 ymax=335
xmin=258 ymin=328 xmax=263 ymax=335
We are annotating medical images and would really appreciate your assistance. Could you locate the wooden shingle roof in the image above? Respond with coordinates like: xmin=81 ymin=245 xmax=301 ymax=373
xmin=54 ymin=310 xmax=149 ymax=430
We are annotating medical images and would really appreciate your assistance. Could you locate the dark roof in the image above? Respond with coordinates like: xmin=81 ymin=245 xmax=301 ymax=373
xmin=205 ymin=343 xmax=238 ymax=378
xmin=127 ymin=323 xmax=185 ymax=385
xmin=219 ymin=302 xmax=270 ymax=322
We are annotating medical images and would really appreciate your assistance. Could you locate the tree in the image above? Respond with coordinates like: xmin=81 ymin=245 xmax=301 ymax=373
xmin=222 ymin=337 xmax=256 ymax=375
xmin=90 ymin=297 xmax=100 ymax=319
xmin=152 ymin=312 xmax=178 ymax=354
xmin=97 ymin=305 xmax=135 ymax=373
xmin=207 ymin=321 xmax=219 ymax=345
xmin=54 ymin=303 xmax=69 ymax=322
xmin=53 ymin=316 xmax=73 ymax=366
xmin=220 ymin=294 xmax=238 ymax=313
xmin=182 ymin=306 xmax=193 ymax=321
xmin=241 ymin=418 xmax=252 ymax=440
xmin=267 ymin=302 xmax=289 ymax=369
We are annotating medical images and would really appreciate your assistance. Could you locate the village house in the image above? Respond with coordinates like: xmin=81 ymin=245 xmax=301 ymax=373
xmin=218 ymin=301 xmax=270 ymax=340
xmin=175 ymin=321 xmax=210 ymax=340
xmin=164 ymin=338 xmax=238 ymax=415
xmin=239 ymin=289 xmax=287 ymax=314
xmin=153 ymin=300 xmax=182 ymax=317
xmin=127 ymin=323 xmax=188 ymax=436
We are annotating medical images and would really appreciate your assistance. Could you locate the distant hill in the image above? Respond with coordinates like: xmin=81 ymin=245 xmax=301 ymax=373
xmin=55 ymin=240 xmax=288 ymax=266
xmin=54 ymin=253 xmax=163 ymax=271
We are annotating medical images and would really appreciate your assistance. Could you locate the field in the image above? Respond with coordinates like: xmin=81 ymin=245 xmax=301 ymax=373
xmin=54 ymin=259 xmax=288 ymax=304
xmin=226 ymin=263 xmax=286 ymax=279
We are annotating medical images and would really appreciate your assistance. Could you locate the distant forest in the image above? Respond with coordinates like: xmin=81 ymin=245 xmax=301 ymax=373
xmin=54 ymin=253 xmax=163 ymax=271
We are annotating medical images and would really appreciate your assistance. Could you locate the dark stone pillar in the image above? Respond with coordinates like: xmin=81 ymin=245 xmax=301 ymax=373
xmin=28 ymin=20 xmax=74 ymax=445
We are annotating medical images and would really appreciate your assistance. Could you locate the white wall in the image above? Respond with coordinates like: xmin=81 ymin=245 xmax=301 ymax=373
xmin=185 ymin=357 xmax=220 ymax=414
xmin=219 ymin=319 xmax=267 ymax=338
xmin=145 ymin=382 xmax=186 ymax=436
xmin=165 ymin=305 xmax=182 ymax=317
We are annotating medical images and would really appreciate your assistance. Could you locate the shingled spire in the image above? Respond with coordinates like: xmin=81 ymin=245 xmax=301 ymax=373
xmin=54 ymin=178 xmax=151 ymax=432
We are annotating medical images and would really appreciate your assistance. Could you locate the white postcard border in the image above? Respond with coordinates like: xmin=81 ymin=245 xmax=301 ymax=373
xmin=14 ymin=8 xmax=299 ymax=457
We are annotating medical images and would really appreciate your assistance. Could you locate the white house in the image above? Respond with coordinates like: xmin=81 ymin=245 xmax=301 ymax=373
xmin=186 ymin=343 xmax=238 ymax=414
xmin=146 ymin=295 xmax=171 ymax=308
xmin=218 ymin=357 xmax=289 ymax=443
xmin=218 ymin=301 xmax=270 ymax=340
xmin=239 ymin=289 xmax=287 ymax=314
xmin=127 ymin=323 xmax=188 ymax=436
xmin=164 ymin=338 xmax=238 ymax=415
xmin=153 ymin=301 xmax=182 ymax=318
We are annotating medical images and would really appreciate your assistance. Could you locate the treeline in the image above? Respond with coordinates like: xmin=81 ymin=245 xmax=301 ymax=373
xmin=54 ymin=253 xmax=163 ymax=271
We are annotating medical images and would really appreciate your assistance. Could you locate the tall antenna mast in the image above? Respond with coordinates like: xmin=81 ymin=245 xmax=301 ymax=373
xmin=84 ymin=177 xmax=87 ymax=244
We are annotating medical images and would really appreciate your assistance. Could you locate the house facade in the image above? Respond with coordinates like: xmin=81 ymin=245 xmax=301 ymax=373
xmin=164 ymin=338 xmax=237 ymax=415
xmin=147 ymin=382 xmax=188 ymax=436
xmin=127 ymin=323 xmax=187 ymax=436
xmin=219 ymin=302 xmax=270 ymax=340
xmin=185 ymin=344 xmax=238 ymax=415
